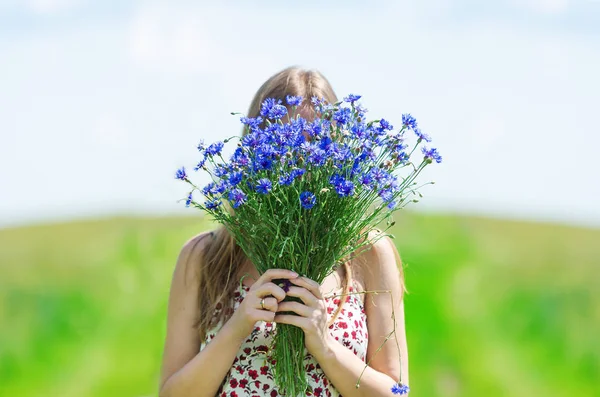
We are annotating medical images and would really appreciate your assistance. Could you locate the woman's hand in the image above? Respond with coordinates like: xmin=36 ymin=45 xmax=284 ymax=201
xmin=274 ymin=276 xmax=335 ymax=361
xmin=228 ymin=269 xmax=298 ymax=341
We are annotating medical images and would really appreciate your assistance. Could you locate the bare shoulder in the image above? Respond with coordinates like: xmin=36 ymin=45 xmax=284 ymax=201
xmin=172 ymin=230 xmax=215 ymax=287
xmin=353 ymin=230 xmax=403 ymax=292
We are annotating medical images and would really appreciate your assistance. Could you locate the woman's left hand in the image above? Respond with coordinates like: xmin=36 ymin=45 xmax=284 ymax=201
xmin=274 ymin=276 xmax=335 ymax=361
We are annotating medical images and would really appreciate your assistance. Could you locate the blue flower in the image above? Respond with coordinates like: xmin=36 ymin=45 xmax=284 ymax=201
xmin=260 ymin=98 xmax=288 ymax=119
xmin=202 ymin=182 xmax=216 ymax=196
xmin=308 ymin=148 xmax=327 ymax=166
xmin=286 ymin=95 xmax=304 ymax=106
xmin=402 ymin=114 xmax=418 ymax=130
xmin=414 ymin=128 xmax=432 ymax=142
xmin=197 ymin=140 xmax=206 ymax=152
xmin=379 ymin=119 xmax=393 ymax=131
xmin=185 ymin=192 xmax=193 ymax=207
xmin=422 ymin=147 xmax=442 ymax=163
xmin=278 ymin=172 xmax=294 ymax=186
xmin=391 ymin=383 xmax=410 ymax=395
xmin=330 ymin=175 xmax=355 ymax=197
xmin=205 ymin=141 xmax=224 ymax=157
xmin=344 ymin=94 xmax=362 ymax=104
xmin=175 ymin=167 xmax=187 ymax=180
xmin=240 ymin=116 xmax=263 ymax=131
xmin=213 ymin=164 xmax=229 ymax=178
xmin=291 ymin=168 xmax=306 ymax=179
xmin=194 ymin=157 xmax=206 ymax=171
xmin=228 ymin=171 xmax=243 ymax=186
xmin=300 ymin=191 xmax=316 ymax=209
xmin=255 ymin=178 xmax=272 ymax=194
xmin=270 ymin=104 xmax=288 ymax=119
xmin=336 ymin=180 xmax=355 ymax=197
xmin=359 ymin=173 xmax=373 ymax=187
xmin=205 ymin=199 xmax=222 ymax=210
xmin=333 ymin=107 xmax=352 ymax=125
xmin=228 ymin=188 xmax=247 ymax=208
xmin=311 ymin=96 xmax=326 ymax=108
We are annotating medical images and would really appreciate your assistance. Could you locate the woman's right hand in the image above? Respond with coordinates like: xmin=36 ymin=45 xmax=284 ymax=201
xmin=227 ymin=269 xmax=299 ymax=341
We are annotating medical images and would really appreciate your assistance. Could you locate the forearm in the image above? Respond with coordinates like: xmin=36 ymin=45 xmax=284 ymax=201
xmin=159 ymin=320 xmax=246 ymax=397
xmin=316 ymin=339 xmax=399 ymax=397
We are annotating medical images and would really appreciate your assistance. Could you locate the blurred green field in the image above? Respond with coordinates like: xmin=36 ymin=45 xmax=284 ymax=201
xmin=0 ymin=213 xmax=598 ymax=397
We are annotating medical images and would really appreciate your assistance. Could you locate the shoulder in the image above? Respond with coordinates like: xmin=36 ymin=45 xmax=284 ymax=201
xmin=172 ymin=230 xmax=215 ymax=287
xmin=354 ymin=230 xmax=404 ymax=293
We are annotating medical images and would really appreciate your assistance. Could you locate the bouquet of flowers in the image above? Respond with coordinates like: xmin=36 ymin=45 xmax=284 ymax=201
xmin=176 ymin=94 xmax=441 ymax=396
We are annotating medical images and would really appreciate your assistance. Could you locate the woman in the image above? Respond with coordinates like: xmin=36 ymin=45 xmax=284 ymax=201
xmin=159 ymin=67 xmax=409 ymax=397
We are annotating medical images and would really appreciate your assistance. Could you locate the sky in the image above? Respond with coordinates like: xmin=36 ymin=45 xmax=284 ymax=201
xmin=1 ymin=0 xmax=599 ymax=228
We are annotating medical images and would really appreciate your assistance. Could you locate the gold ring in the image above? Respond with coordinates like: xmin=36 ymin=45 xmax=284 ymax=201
xmin=260 ymin=298 xmax=265 ymax=310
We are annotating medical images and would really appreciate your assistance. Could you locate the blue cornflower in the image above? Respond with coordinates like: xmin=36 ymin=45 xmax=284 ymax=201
xmin=255 ymin=178 xmax=272 ymax=194
xmin=228 ymin=171 xmax=243 ymax=186
xmin=205 ymin=141 xmax=224 ymax=157
xmin=231 ymin=148 xmax=250 ymax=168
xmin=278 ymin=172 xmax=294 ymax=186
xmin=391 ymin=383 xmax=410 ymax=395
xmin=333 ymin=107 xmax=352 ymax=125
xmin=422 ymin=147 xmax=442 ymax=163
xmin=311 ymin=96 xmax=325 ymax=108
xmin=202 ymin=182 xmax=216 ymax=196
xmin=215 ymin=180 xmax=228 ymax=194
xmin=205 ymin=199 xmax=222 ymax=210
xmin=379 ymin=119 xmax=393 ymax=131
xmin=402 ymin=114 xmax=418 ymax=130
xmin=253 ymin=155 xmax=274 ymax=171
xmin=344 ymin=94 xmax=362 ymax=104
xmin=414 ymin=128 xmax=432 ymax=142
xmin=270 ymin=104 xmax=288 ymax=119
xmin=240 ymin=116 xmax=263 ymax=131
xmin=194 ymin=156 xmax=206 ymax=171
xmin=197 ymin=140 xmax=206 ymax=152
xmin=228 ymin=188 xmax=247 ymax=208
xmin=359 ymin=173 xmax=374 ymax=187
xmin=395 ymin=152 xmax=409 ymax=164
xmin=332 ymin=178 xmax=355 ymax=197
xmin=185 ymin=192 xmax=193 ymax=207
xmin=351 ymin=122 xmax=367 ymax=139
xmin=260 ymin=98 xmax=277 ymax=118
xmin=213 ymin=164 xmax=229 ymax=178
xmin=242 ymin=132 xmax=263 ymax=148
xmin=299 ymin=191 xmax=316 ymax=209
xmin=286 ymin=95 xmax=304 ymax=106
xmin=308 ymin=148 xmax=327 ymax=166
xmin=175 ymin=167 xmax=187 ymax=180
xmin=260 ymin=98 xmax=287 ymax=119
xmin=291 ymin=168 xmax=306 ymax=179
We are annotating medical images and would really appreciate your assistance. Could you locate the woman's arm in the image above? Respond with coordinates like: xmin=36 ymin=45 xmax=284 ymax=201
xmin=159 ymin=233 xmax=297 ymax=397
xmin=278 ymin=235 xmax=409 ymax=397
xmin=159 ymin=233 xmax=247 ymax=397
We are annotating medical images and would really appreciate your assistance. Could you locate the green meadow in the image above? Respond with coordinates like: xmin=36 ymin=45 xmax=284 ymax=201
xmin=0 ymin=213 xmax=598 ymax=397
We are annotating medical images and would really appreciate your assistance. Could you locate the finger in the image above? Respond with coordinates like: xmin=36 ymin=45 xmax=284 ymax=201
xmin=276 ymin=301 xmax=312 ymax=317
xmin=261 ymin=296 xmax=278 ymax=312
xmin=286 ymin=286 xmax=319 ymax=307
xmin=255 ymin=269 xmax=299 ymax=287
xmin=274 ymin=313 xmax=308 ymax=329
xmin=253 ymin=282 xmax=286 ymax=302
xmin=289 ymin=276 xmax=323 ymax=299
xmin=252 ymin=309 xmax=276 ymax=323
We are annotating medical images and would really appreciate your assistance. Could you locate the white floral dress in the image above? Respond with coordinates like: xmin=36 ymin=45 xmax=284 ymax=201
xmin=200 ymin=281 xmax=369 ymax=397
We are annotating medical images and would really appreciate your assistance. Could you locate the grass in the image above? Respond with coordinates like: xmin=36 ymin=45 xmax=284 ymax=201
xmin=0 ymin=213 xmax=598 ymax=397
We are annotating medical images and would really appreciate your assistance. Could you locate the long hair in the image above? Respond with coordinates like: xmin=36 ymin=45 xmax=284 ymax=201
xmin=191 ymin=66 xmax=397 ymax=341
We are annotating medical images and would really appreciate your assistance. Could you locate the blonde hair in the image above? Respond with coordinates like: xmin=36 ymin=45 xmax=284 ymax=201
xmin=191 ymin=66 xmax=360 ymax=341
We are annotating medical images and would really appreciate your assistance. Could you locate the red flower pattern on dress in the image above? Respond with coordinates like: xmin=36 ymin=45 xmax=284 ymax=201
xmin=202 ymin=281 xmax=368 ymax=396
